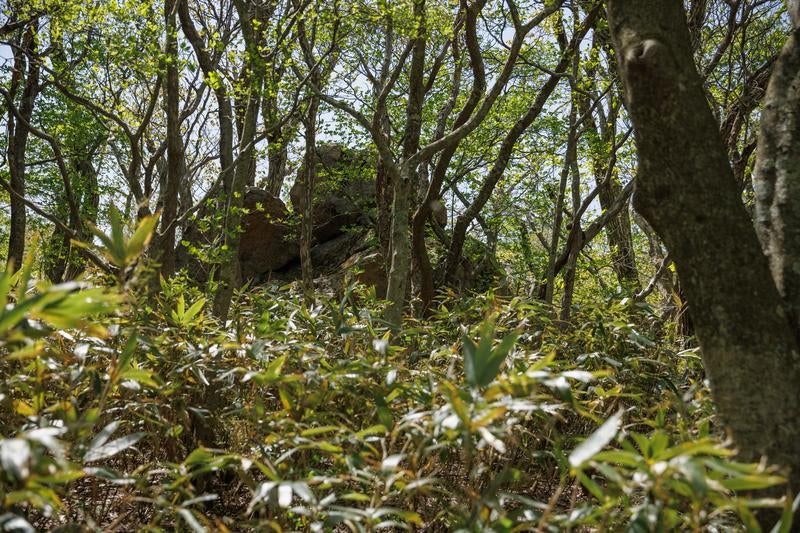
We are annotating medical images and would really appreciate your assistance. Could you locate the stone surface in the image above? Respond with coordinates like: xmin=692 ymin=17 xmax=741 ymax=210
xmin=341 ymin=250 xmax=387 ymax=296
xmin=177 ymin=144 xmax=387 ymax=293
xmin=289 ymin=143 xmax=375 ymax=242
xmin=238 ymin=188 xmax=297 ymax=281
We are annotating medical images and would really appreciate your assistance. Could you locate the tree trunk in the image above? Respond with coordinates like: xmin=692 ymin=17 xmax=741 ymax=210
xmin=385 ymin=168 xmax=414 ymax=327
xmin=634 ymin=212 xmax=678 ymax=316
xmin=158 ymin=0 xmax=184 ymax=277
xmin=45 ymin=156 xmax=100 ymax=282
xmin=180 ymin=0 xmax=244 ymax=319
xmin=581 ymin=32 xmax=640 ymax=291
xmin=561 ymin=98 xmax=582 ymax=322
xmin=300 ymin=95 xmax=319 ymax=299
xmin=441 ymin=9 xmax=597 ymax=287
xmin=5 ymin=23 xmax=39 ymax=270
xmin=545 ymin=130 xmax=573 ymax=306
xmin=234 ymin=67 xmax=258 ymax=189
xmin=599 ymin=176 xmax=639 ymax=289
xmin=375 ymin=125 xmax=393 ymax=266
xmin=266 ymin=137 xmax=289 ymax=196
xmin=608 ymin=0 xmax=800 ymax=506
xmin=559 ymin=225 xmax=583 ymax=322
xmin=212 ymin=85 xmax=260 ymax=319
xmin=753 ymin=5 xmax=800 ymax=332
xmin=384 ymin=0 xmax=426 ymax=328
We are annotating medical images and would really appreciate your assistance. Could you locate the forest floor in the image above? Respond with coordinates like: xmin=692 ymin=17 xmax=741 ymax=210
xmin=0 ymin=274 xmax=790 ymax=531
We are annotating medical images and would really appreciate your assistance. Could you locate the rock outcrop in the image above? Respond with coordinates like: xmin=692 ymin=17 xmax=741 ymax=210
xmin=177 ymin=144 xmax=383 ymax=292
xmin=238 ymin=189 xmax=297 ymax=280
xmin=289 ymin=143 xmax=375 ymax=242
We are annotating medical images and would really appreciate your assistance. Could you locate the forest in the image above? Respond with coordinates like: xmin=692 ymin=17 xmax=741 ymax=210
xmin=1 ymin=0 xmax=800 ymax=530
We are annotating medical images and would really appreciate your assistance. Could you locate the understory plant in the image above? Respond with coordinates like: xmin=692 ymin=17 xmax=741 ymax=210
xmin=0 ymin=219 xmax=792 ymax=531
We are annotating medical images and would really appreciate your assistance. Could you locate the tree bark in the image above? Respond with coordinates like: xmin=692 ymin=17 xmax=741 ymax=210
xmin=545 ymin=110 xmax=577 ymax=306
xmin=591 ymin=102 xmax=639 ymax=290
xmin=384 ymin=0 xmax=426 ymax=328
xmin=581 ymin=28 xmax=640 ymax=290
xmin=158 ymin=0 xmax=184 ymax=277
xmin=266 ymin=135 xmax=289 ymax=196
xmin=45 ymin=156 xmax=100 ymax=282
xmin=600 ymin=174 xmax=638 ymax=288
xmin=559 ymin=225 xmax=583 ymax=322
xmin=561 ymin=97 xmax=582 ymax=321
xmin=753 ymin=5 xmax=800 ymax=332
xmin=180 ymin=0 xmax=244 ymax=319
xmin=300 ymin=95 xmax=318 ymax=299
xmin=212 ymin=0 xmax=264 ymax=320
xmin=5 ymin=22 xmax=39 ymax=270
xmin=608 ymin=0 xmax=800 ymax=506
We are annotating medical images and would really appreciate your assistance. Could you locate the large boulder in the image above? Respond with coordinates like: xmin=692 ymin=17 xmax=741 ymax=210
xmin=341 ymin=250 xmax=387 ymax=297
xmin=177 ymin=144 xmax=385 ymax=290
xmin=289 ymin=143 xmax=375 ymax=242
xmin=238 ymin=188 xmax=297 ymax=281
xmin=176 ymin=189 xmax=297 ymax=282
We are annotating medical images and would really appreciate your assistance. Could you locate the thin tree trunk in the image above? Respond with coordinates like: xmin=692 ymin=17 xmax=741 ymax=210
xmin=158 ymin=0 xmax=184 ymax=277
xmin=6 ymin=22 xmax=39 ymax=270
xmin=600 ymin=180 xmax=638 ymax=289
xmin=45 ymin=156 xmax=100 ymax=282
xmin=266 ymin=137 xmax=289 ymax=196
xmin=412 ymin=39 xmax=465 ymax=312
xmin=180 ymin=0 xmax=240 ymax=319
xmin=560 ymin=100 xmax=582 ymax=321
xmin=441 ymin=9 xmax=598 ymax=286
xmin=234 ymin=65 xmax=258 ymax=189
xmin=593 ymin=103 xmax=639 ymax=290
xmin=384 ymin=0 xmax=426 ymax=328
xmin=579 ymin=31 xmax=640 ymax=291
xmin=385 ymin=169 xmax=413 ymax=326
xmin=559 ymin=228 xmax=583 ymax=322
xmin=375 ymin=118 xmax=393 ymax=265
xmin=213 ymin=85 xmax=260 ymax=319
xmin=300 ymin=95 xmax=319 ymax=299
xmin=66 ymin=157 xmax=100 ymax=279
xmin=545 ymin=135 xmax=572 ymax=306
xmin=634 ymin=211 xmax=677 ymax=313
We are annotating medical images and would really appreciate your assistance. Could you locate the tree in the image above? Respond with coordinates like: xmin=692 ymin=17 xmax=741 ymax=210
xmin=180 ymin=0 xmax=285 ymax=319
xmin=317 ymin=0 xmax=562 ymax=326
xmin=3 ymin=12 xmax=40 ymax=270
xmin=441 ymin=5 xmax=598 ymax=300
xmin=606 ymin=0 xmax=800 ymax=518
xmin=155 ymin=0 xmax=186 ymax=278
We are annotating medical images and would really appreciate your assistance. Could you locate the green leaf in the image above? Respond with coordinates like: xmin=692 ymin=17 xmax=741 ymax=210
xmin=83 ymin=432 xmax=146 ymax=462
xmin=719 ymin=474 xmax=786 ymax=491
xmin=300 ymin=426 xmax=341 ymax=438
xmin=178 ymin=508 xmax=206 ymax=533
xmin=593 ymin=450 xmax=643 ymax=468
xmin=183 ymin=297 xmax=206 ymax=323
xmin=125 ymin=213 xmax=159 ymax=262
xmin=463 ymin=336 xmax=480 ymax=387
xmin=569 ymin=409 xmax=623 ymax=469
xmin=87 ymin=207 xmax=159 ymax=268
xmin=463 ymin=320 xmax=518 ymax=388
xmin=355 ymin=424 xmax=388 ymax=438
xmin=772 ymin=491 xmax=800 ymax=533
xmin=578 ymin=471 xmax=606 ymax=500
xmin=118 ymin=369 xmax=158 ymax=388
xmin=184 ymin=448 xmax=215 ymax=466
xmin=87 ymin=421 xmax=121 ymax=453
